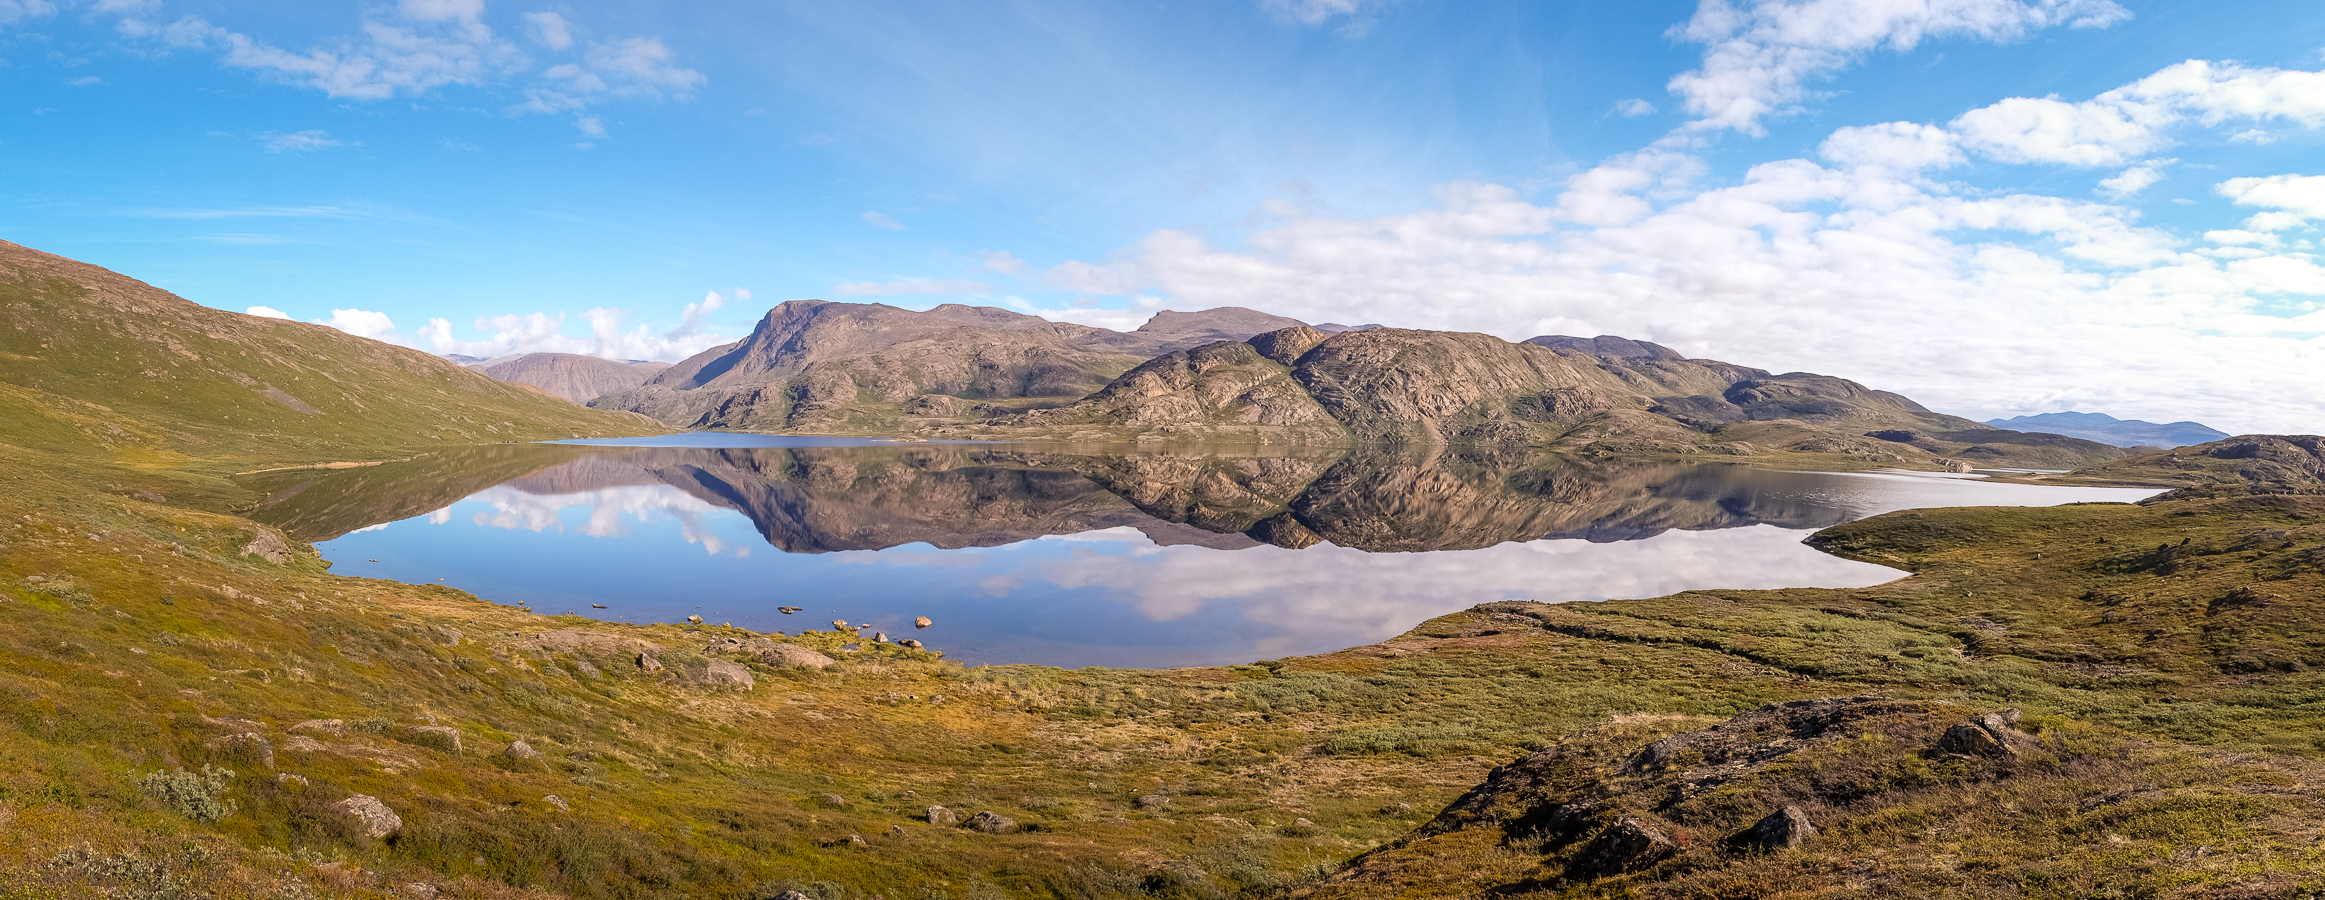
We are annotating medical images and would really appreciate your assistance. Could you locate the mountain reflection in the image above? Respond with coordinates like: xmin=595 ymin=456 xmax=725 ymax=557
xmin=239 ymin=443 xmax=1893 ymax=551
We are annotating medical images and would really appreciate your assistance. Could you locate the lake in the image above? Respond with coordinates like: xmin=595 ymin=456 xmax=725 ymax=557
xmin=237 ymin=437 xmax=2159 ymax=668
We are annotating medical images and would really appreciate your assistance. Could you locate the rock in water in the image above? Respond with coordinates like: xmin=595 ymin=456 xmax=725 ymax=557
xmin=332 ymin=794 xmax=403 ymax=839
xmin=1737 ymin=805 xmax=1818 ymax=850
xmin=914 ymin=616 xmax=932 ymax=629
xmin=1568 ymin=816 xmax=1677 ymax=878
xmin=965 ymin=811 xmax=1016 ymax=833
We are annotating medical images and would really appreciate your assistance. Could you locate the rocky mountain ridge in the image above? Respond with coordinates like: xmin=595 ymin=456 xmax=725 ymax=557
xmin=937 ymin=325 xmax=2126 ymax=468
xmin=469 ymin=352 xmax=670 ymax=404
xmin=1986 ymin=410 xmax=2230 ymax=448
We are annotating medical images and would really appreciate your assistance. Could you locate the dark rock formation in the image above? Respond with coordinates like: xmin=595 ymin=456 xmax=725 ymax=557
xmin=1734 ymin=805 xmax=1817 ymax=851
xmin=1567 ymin=815 xmax=1679 ymax=877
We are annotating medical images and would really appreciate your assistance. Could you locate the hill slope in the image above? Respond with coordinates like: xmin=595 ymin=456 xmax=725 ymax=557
xmin=0 ymin=239 xmax=663 ymax=497
xmin=1986 ymin=410 xmax=2230 ymax=448
xmin=470 ymin=352 xmax=668 ymax=404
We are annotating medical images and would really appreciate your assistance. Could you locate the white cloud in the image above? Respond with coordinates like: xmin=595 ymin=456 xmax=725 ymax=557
xmin=1667 ymin=0 xmax=2130 ymax=134
xmin=1614 ymin=98 xmax=1657 ymax=118
xmin=506 ymin=35 xmax=704 ymax=135
xmin=861 ymin=210 xmax=904 ymax=230
xmin=2097 ymin=158 xmax=2173 ymax=198
xmin=262 ymin=129 xmax=348 ymax=153
xmin=832 ymin=279 xmax=993 ymax=297
xmin=417 ymin=293 xmax=746 ymax=363
xmin=65 ymin=76 xmax=102 ymax=87
xmin=2218 ymin=174 xmax=2325 ymax=229
xmin=0 ymin=0 xmax=56 ymax=27
xmin=315 ymin=308 xmax=404 ymax=344
xmin=1036 ymin=94 xmax=2325 ymax=432
xmin=1953 ymin=60 xmax=2325 ymax=167
xmin=1818 ymin=121 xmax=1963 ymax=173
xmin=522 ymin=10 xmax=573 ymax=50
xmin=150 ymin=8 xmax=524 ymax=101
xmin=979 ymin=250 xmax=1028 ymax=274
xmin=244 ymin=305 xmax=291 ymax=319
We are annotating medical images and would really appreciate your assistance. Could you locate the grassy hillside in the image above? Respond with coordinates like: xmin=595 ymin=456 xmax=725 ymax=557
xmin=5 ymin=430 xmax=2325 ymax=897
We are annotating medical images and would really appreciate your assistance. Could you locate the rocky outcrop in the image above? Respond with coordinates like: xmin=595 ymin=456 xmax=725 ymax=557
xmin=2071 ymin=435 xmax=2325 ymax=501
xmin=332 ymin=794 xmax=403 ymax=839
xmin=471 ymin=353 xmax=669 ymax=405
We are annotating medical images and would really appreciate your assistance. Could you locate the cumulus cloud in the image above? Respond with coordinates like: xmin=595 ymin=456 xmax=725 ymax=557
xmin=860 ymin=210 xmax=904 ymax=230
xmin=315 ymin=308 xmax=404 ymax=344
xmin=831 ymin=279 xmax=992 ymax=297
xmin=2097 ymin=158 xmax=2174 ymax=198
xmin=1952 ymin=61 xmax=2325 ymax=166
xmin=1614 ymin=98 xmax=1657 ymax=118
xmin=1667 ymin=0 xmax=2130 ymax=134
xmin=244 ymin=305 xmax=291 ymax=319
xmin=262 ymin=129 xmax=348 ymax=153
xmin=1034 ymin=66 xmax=2325 ymax=432
xmin=416 ymin=291 xmax=748 ymax=363
xmin=2218 ymin=174 xmax=2325 ymax=229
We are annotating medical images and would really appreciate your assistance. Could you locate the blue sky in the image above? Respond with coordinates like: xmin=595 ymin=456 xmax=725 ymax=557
xmin=5 ymin=0 xmax=2325 ymax=430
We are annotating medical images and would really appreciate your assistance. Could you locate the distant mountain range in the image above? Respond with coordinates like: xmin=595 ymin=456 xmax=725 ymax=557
xmin=426 ymin=298 xmax=2133 ymax=468
xmin=1983 ymin=411 xmax=2229 ymax=448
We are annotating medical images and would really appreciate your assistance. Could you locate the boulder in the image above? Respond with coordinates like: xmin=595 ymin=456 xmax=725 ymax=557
xmin=1567 ymin=816 xmax=1677 ymax=878
xmin=332 ymin=794 xmax=403 ymax=839
xmin=965 ymin=811 xmax=1016 ymax=834
xmin=1136 ymin=794 xmax=1169 ymax=810
xmin=899 ymin=639 xmax=924 ymax=650
xmin=1936 ymin=712 xmax=2033 ymax=758
xmin=778 ymin=606 xmax=802 ymax=614
xmin=637 ymin=649 xmax=664 ymax=672
xmin=407 ymin=725 xmax=462 ymax=755
xmin=926 ymin=805 xmax=957 ymax=825
xmin=686 ymin=615 xmax=703 ymax=624
xmin=914 ymin=616 xmax=932 ymax=629
xmin=818 ymin=793 xmax=846 ymax=808
xmin=756 ymin=644 xmax=836 ymax=669
xmin=503 ymin=740 xmax=543 ymax=761
xmin=1736 ymin=805 xmax=1817 ymax=851
xmin=691 ymin=659 xmax=756 ymax=690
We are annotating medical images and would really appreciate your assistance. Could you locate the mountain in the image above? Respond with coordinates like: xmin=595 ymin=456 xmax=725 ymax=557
xmin=592 ymin=300 xmax=1313 ymax=431
xmin=0 ymin=239 xmax=660 ymax=479
xmin=469 ymin=352 xmax=670 ymax=404
xmin=939 ymin=325 xmax=2128 ymax=468
xmin=1523 ymin=333 xmax=1685 ymax=361
xmin=1984 ymin=411 xmax=2230 ymax=448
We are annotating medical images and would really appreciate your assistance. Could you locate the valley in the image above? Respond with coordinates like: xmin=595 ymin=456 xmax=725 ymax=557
xmin=3 ymin=240 xmax=2323 ymax=899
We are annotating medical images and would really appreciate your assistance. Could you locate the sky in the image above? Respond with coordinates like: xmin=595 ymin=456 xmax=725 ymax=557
xmin=4 ymin=0 xmax=2325 ymax=432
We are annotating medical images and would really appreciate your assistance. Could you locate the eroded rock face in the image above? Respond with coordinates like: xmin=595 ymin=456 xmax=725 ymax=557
xmin=239 ymin=528 xmax=295 ymax=565
xmin=332 ymin=794 xmax=403 ymax=839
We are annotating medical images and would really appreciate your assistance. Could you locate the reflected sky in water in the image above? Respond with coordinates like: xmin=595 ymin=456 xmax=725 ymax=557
xmin=256 ymin=440 xmax=2157 ymax=667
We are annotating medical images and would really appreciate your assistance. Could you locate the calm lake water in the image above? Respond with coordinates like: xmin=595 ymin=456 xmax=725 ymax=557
xmin=238 ymin=437 xmax=2158 ymax=668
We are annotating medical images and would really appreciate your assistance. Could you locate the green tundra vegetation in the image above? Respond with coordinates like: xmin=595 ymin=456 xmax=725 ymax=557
xmin=6 ymin=241 xmax=2325 ymax=897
